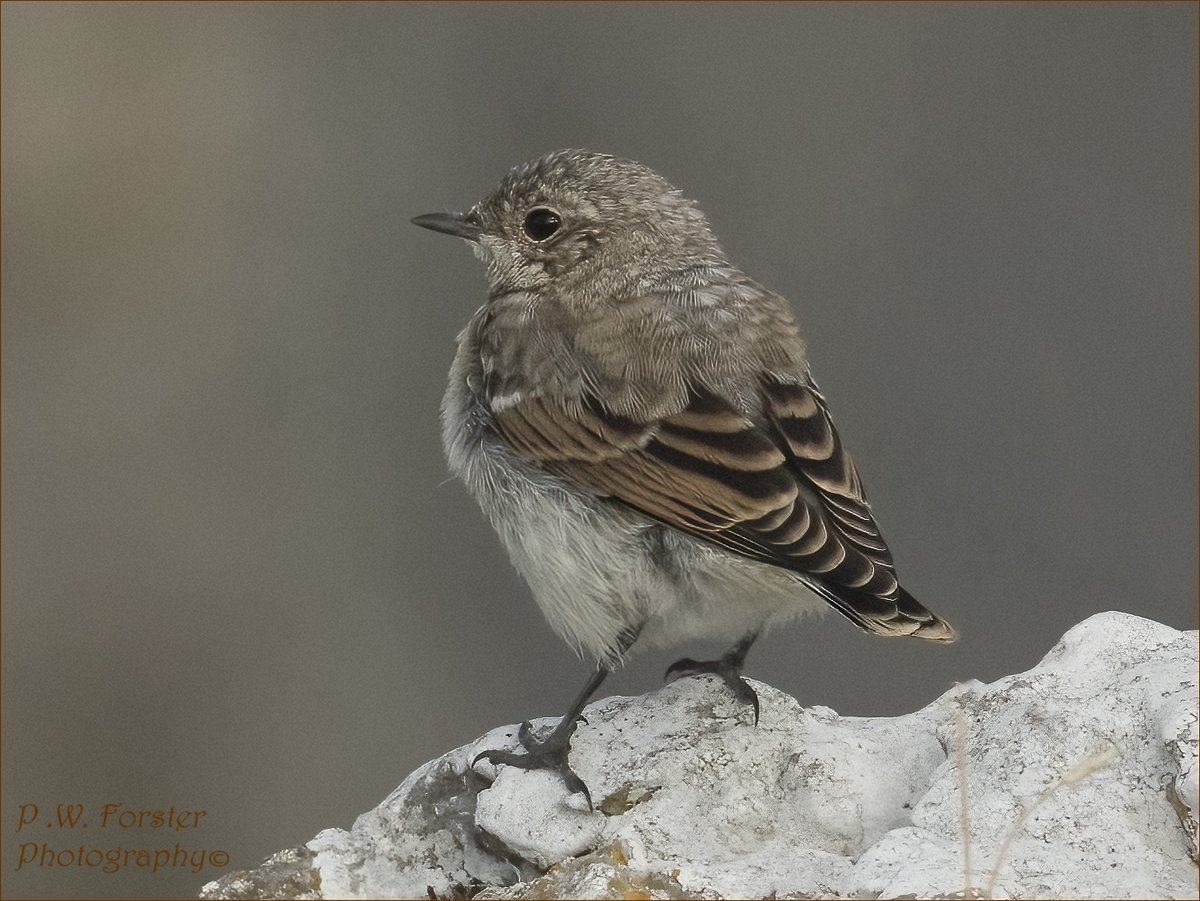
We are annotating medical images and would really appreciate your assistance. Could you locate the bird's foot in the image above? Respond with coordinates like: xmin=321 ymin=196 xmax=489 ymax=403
xmin=472 ymin=717 xmax=594 ymax=808
xmin=665 ymin=655 xmax=760 ymax=724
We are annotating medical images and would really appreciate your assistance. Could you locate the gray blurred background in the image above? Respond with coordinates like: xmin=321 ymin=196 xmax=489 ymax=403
xmin=3 ymin=3 xmax=1196 ymax=898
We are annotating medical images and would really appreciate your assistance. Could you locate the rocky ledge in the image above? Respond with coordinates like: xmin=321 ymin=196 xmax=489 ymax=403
xmin=201 ymin=612 xmax=1198 ymax=900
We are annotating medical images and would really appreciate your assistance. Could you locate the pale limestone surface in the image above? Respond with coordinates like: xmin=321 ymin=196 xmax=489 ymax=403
xmin=201 ymin=612 xmax=1198 ymax=900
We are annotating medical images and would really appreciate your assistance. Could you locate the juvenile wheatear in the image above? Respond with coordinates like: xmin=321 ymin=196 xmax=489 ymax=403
xmin=414 ymin=150 xmax=955 ymax=805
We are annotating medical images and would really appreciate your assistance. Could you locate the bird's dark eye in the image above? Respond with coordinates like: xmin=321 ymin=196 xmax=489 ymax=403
xmin=522 ymin=207 xmax=562 ymax=242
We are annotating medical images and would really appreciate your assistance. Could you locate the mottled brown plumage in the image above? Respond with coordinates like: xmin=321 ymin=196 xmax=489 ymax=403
xmin=415 ymin=149 xmax=954 ymax=805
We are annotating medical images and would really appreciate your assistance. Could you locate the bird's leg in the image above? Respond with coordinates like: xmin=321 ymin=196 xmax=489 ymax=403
xmin=664 ymin=630 xmax=761 ymax=724
xmin=472 ymin=668 xmax=607 ymax=807
xmin=472 ymin=626 xmax=640 ymax=809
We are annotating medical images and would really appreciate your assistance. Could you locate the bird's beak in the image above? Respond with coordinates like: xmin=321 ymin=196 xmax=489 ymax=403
xmin=411 ymin=211 xmax=481 ymax=242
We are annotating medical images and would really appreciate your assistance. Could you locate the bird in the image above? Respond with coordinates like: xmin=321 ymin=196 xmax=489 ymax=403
xmin=413 ymin=149 xmax=955 ymax=806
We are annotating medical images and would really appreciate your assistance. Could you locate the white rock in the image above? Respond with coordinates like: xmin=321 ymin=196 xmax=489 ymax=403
xmin=200 ymin=612 xmax=1198 ymax=900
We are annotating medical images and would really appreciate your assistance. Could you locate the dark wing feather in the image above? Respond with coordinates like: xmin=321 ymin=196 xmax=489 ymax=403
xmin=492 ymin=380 xmax=955 ymax=641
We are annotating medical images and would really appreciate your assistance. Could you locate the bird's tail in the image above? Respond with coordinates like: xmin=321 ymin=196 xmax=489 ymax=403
xmin=805 ymin=577 xmax=958 ymax=642
xmin=892 ymin=586 xmax=957 ymax=642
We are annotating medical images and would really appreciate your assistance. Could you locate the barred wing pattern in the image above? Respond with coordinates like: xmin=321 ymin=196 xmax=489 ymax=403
xmin=492 ymin=376 xmax=955 ymax=641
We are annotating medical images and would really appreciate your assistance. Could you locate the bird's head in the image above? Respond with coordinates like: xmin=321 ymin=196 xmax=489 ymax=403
xmin=413 ymin=149 xmax=727 ymax=300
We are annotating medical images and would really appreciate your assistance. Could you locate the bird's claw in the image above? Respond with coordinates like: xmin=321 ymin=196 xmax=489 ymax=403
xmin=664 ymin=656 xmax=760 ymax=725
xmin=471 ymin=718 xmax=594 ymax=809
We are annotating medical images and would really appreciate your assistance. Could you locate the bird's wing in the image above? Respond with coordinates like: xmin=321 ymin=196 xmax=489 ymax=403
xmin=491 ymin=377 xmax=955 ymax=641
